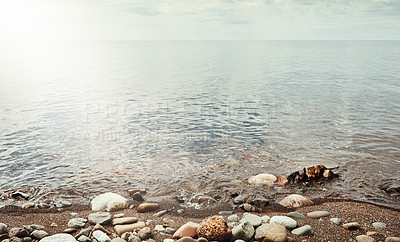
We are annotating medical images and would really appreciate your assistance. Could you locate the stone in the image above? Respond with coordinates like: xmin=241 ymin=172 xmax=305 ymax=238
xmin=279 ymin=194 xmax=314 ymax=208
xmin=291 ymin=225 xmax=312 ymax=235
xmin=173 ymin=222 xmax=199 ymax=238
xmin=233 ymin=195 xmax=246 ymax=204
xmin=197 ymin=216 xmax=231 ymax=241
xmin=5 ymin=237 xmax=22 ymax=242
xmin=138 ymin=227 xmax=152 ymax=240
xmin=385 ymin=238 xmax=400 ymax=242
xmin=131 ymin=192 xmax=144 ymax=201
xmin=240 ymin=213 xmax=262 ymax=227
xmin=21 ymin=238 xmax=31 ymax=242
xmin=137 ymin=202 xmax=160 ymax=213
xmin=91 ymin=192 xmax=128 ymax=211
xmin=330 ymin=218 xmax=341 ymax=225
xmin=261 ymin=216 xmax=271 ymax=223
xmin=262 ymin=223 xmax=287 ymax=242
xmin=197 ymin=238 xmax=208 ymax=242
xmin=75 ymin=226 xmax=92 ymax=238
xmin=55 ymin=200 xmax=72 ymax=208
xmin=287 ymin=212 xmax=305 ymax=219
xmin=277 ymin=176 xmax=289 ymax=186
xmin=110 ymin=239 xmax=126 ymax=242
xmin=114 ymin=213 xmax=124 ymax=218
xmin=367 ymin=231 xmax=378 ymax=236
xmin=356 ymin=235 xmax=376 ymax=242
xmin=114 ymin=222 xmax=146 ymax=236
xmin=307 ymin=211 xmax=330 ymax=219
xmin=270 ymin=216 xmax=297 ymax=229
xmin=219 ymin=211 xmax=233 ymax=215
xmin=372 ymin=222 xmax=386 ymax=229
xmin=11 ymin=192 xmax=29 ymax=200
xmin=68 ymin=218 xmax=87 ymax=229
xmin=112 ymin=217 xmax=138 ymax=225
xmin=88 ymin=212 xmax=112 ymax=225
xmin=228 ymin=215 xmax=240 ymax=222
xmin=30 ymin=230 xmax=49 ymax=240
xmin=248 ymin=174 xmax=277 ymax=186
xmin=176 ymin=237 xmax=197 ymax=242
xmin=165 ymin=227 xmax=175 ymax=234
xmin=241 ymin=203 xmax=257 ymax=212
xmin=9 ymin=228 xmax=29 ymax=238
xmin=343 ymin=222 xmax=360 ymax=230
xmin=154 ymin=225 xmax=165 ymax=232
xmin=255 ymin=224 xmax=270 ymax=240
xmin=231 ymin=222 xmax=255 ymax=241
xmin=64 ymin=228 xmax=76 ymax=234
xmin=40 ymin=234 xmax=77 ymax=242
xmin=77 ymin=235 xmax=91 ymax=242
xmin=93 ymin=230 xmax=111 ymax=242
xmin=164 ymin=239 xmax=175 ymax=242
xmin=0 ymin=223 xmax=7 ymax=234
xmin=21 ymin=203 xmax=35 ymax=209
xmin=153 ymin=210 xmax=168 ymax=217
xmin=124 ymin=234 xmax=141 ymax=242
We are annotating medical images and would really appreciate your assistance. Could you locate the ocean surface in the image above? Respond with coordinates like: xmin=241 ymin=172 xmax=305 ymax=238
xmin=0 ymin=41 xmax=399 ymax=209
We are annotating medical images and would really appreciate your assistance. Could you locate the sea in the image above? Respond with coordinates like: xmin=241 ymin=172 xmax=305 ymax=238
xmin=0 ymin=41 xmax=399 ymax=209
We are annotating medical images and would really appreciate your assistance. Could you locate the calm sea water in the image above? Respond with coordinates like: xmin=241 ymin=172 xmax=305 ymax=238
xmin=0 ymin=41 xmax=399 ymax=208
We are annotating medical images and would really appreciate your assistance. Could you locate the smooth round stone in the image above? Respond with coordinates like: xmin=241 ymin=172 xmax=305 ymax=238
xmin=154 ymin=225 xmax=165 ymax=232
xmin=228 ymin=214 xmax=240 ymax=222
xmin=138 ymin=227 xmax=152 ymax=240
xmin=110 ymin=239 xmax=126 ymax=242
xmin=176 ymin=237 xmax=196 ymax=242
xmin=113 ymin=213 xmax=124 ymax=218
xmin=372 ymin=222 xmax=387 ymax=229
xmin=255 ymin=223 xmax=270 ymax=240
xmin=91 ymin=192 xmax=128 ymax=212
xmin=67 ymin=218 xmax=87 ymax=228
xmin=261 ymin=216 xmax=271 ymax=223
xmin=263 ymin=223 xmax=287 ymax=242
xmin=63 ymin=228 xmax=76 ymax=234
xmin=137 ymin=202 xmax=160 ymax=213
xmin=77 ymin=235 xmax=92 ymax=242
xmin=356 ymin=235 xmax=375 ymax=242
xmin=0 ymin=223 xmax=8 ymax=234
xmin=240 ymin=213 xmax=262 ymax=227
xmin=385 ymin=237 xmax=400 ymax=242
xmin=40 ymin=234 xmax=77 ymax=242
xmin=233 ymin=195 xmax=246 ymax=204
xmin=93 ymin=230 xmax=111 ymax=242
xmin=112 ymin=217 xmax=138 ymax=226
xmin=30 ymin=230 xmax=49 ymax=240
xmin=165 ymin=227 xmax=175 ymax=234
xmin=270 ymin=216 xmax=297 ymax=229
xmin=173 ymin=222 xmax=199 ymax=238
xmin=287 ymin=212 xmax=306 ymax=219
xmin=343 ymin=222 xmax=360 ymax=230
xmin=279 ymin=194 xmax=313 ymax=208
xmin=330 ymin=218 xmax=341 ymax=225
xmin=307 ymin=211 xmax=330 ymax=219
xmin=163 ymin=239 xmax=175 ymax=242
xmin=88 ymin=212 xmax=112 ymax=225
xmin=291 ymin=225 xmax=313 ymax=235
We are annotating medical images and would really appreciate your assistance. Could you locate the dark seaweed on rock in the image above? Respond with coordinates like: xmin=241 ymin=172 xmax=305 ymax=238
xmin=287 ymin=164 xmax=338 ymax=185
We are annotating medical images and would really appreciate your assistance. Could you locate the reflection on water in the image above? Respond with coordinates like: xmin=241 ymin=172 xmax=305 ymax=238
xmin=0 ymin=41 xmax=399 ymax=209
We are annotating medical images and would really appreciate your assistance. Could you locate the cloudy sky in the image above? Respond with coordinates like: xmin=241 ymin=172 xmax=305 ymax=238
xmin=0 ymin=0 xmax=399 ymax=41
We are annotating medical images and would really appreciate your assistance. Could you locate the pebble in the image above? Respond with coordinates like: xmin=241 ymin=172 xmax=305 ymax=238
xmin=64 ymin=228 xmax=76 ymax=233
xmin=164 ymin=239 xmax=175 ymax=242
xmin=234 ymin=195 xmax=246 ymax=204
xmin=77 ymin=235 xmax=92 ymax=242
xmin=137 ymin=202 xmax=160 ymax=213
xmin=291 ymin=225 xmax=313 ymax=235
xmin=176 ymin=237 xmax=197 ymax=242
xmin=54 ymin=199 xmax=72 ymax=208
xmin=241 ymin=203 xmax=256 ymax=212
xmin=131 ymin=192 xmax=144 ymax=201
xmin=114 ymin=213 xmax=125 ymax=218
xmin=9 ymin=228 xmax=29 ymax=238
xmin=260 ymin=216 xmax=271 ymax=223
xmin=330 ymin=218 xmax=341 ymax=225
xmin=67 ymin=218 xmax=87 ymax=228
xmin=93 ymin=230 xmax=111 ymax=242
xmin=367 ymin=231 xmax=378 ymax=236
xmin=30 ymin=230 xmax=49 ymax=240
xmin=112 ymin=217 xmax=138 ymax=225
xmin=154 ymin=225 xmax=165 ymax=232
xmin=307 ymin=211 xmax=330 ymax=219
xmin=21 ymin=203 xmax=35 ymax=209
xmin=219 ymin=210 xmax=233 ymax=215
xmin=153 ymin=210 xmax=168 ymax=217
xmin=385 ymin=237 xmax=400 ymax=242
xmin=75 ymin=226 xmax=93 ymax=238
xmin=240 ymin=213 xmax=262 ymax=227
xmin=343 ymin=222 xmax=360 ymax=230
xmin=197 ymin=238 xmax=208 ymax=242
xmin=231 ymin=221 xmax=255 ymax=241
xmin=114 ymin=221 xmax=146 ymax=236
xmin=40 ymin=234 xmax=77 ymax=242
xmin=228 ymin=214 xmax=240 ymax=222
xmin=356 ymin=235 xmax=376 ymax=242
xmin=372 ymin=222 xmax=387 ymax=229
xmin=70 ymin=213 xmax=78 ymax=216
xmin=254 ymin=223 xmax=270 ymax=240
xmin=0 ymin=223 xmax=7 ymax=234
xmin=173 ymin=222 xmax=199 ymax=238
xmin=91 ymin=192 xmax=128 ymax=211
xmin=111 ymin=238 xmax=126 ymax=242
xmin=165 ymin=227 xmax=175 ymax=234
xmin=279 ymin=194 xmax=314 ymax=208
xmin=88 ymin=212 xmax=112 ymax=225
xmin=287 ymin=212 xmax=306 ymax=219
xmin=138 ymin=227 xmax=152 ymax=240
xmin=248 ymin=173 xmax=277 ymax=186
xmin=262 ymin=223 xmax=287 ymax=242
xmin=270 ymin=216 xmax=297 ymax=229
xmin=123 ymin=233 xmax=141 ymax=242
xmin=177 ymin=209 xmax=185 ymax=214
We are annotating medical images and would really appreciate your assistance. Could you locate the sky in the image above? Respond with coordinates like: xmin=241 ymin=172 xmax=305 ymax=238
xmin=0 ymin=0 xmax=399 ymax=41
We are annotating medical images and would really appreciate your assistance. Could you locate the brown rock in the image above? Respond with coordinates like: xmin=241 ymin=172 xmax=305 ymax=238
xmin=366 ymin=231 xmax=378 ymax=236
xmin=277 ymin=176 xmax=289 ymax=186
xmin=114 ymin=222 xmax=146 ymax=236
xmin=112 ymin=217 xmax=138 ymax=225
xmin=197 ymin=216 xmax=231 ymax=241
xmin=343 ymin=222 xmax=360 ymax=230
xmin=248 ymin=174 xmax=277 ymax=186
xmin=173 ymin=222 xmax=199 ymax=239
xmin=137 ymin=202 xmax=160 ymax=213
xmin=356 ymin=235 xmax=376 ymax=242
xmin=262 ymin=223 xmax=287 ymax=242
xmin=153 ymin=210 xmax=168 ymax=217
xmin=279 ymin=194 xmax=314 ymax=208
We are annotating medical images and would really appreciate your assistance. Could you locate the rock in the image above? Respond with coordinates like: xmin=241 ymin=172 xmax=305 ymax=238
xmin=234 ymin=195 xmax=246 ymax=204
xmin=154 ymin=225 xmax=165 ymax=232
xmin=372 ymin=222 xmax=386 ymax=229
xmin=343 ymin=222 xmax=360 ymax=230
xmin=231 ymin=221 xmax=254 ymax=241
xmin=92 ymin=230 xmax=111 ymax=242
xmin=307 ymin=211 xmax=330 ymax=219
xmin=270 ymin=216 xmax=297 ymax=229
xmin=110 ymin=239 xmax=126 ymax=242
xmin=122 ymin=233 xmax=141 ymax=242
xmin=176 ymin=237 xmax=197 ymax=242
xmin=287 ymin=212 xmax=305 ymax=219
xmin=255 ymin=224 xmax=270 ymax=240
xmin=173 ymin=222 xmax=199 ymax=238
xmin=40 ymin=233 xmax=77 ymax=242
xmin=197 ymin=216 xmax=231 ymax=241
xmin=261 ymin=216 xmax=271 ymax=223
xmin=114 ymin=222 xmax=146 ymax=236
xmin=279 ymin=194 xmax=314 ymax=208
xmin=21 ymin=238 xmax=31 ymax=242
xmin=240 ymin=213 xmax=262 ymax=227
xmin=0 ymin=223 xmax=8 ymax=234
xmin=30 ymin=230 xmax=49 ymax=240
xmin=330 ymin=218 xmax=341 ymax=225
xmin=112 ymin=217 xmax=138 ymax=225
xmin=228 ymin=215 xmax=240 ymax=222
xmin=88 ymin=212 xmax=112 ymax=225
xmin=241 ymin=203 xmax=257 ymax=212
xmin=55 ymin=200 xmax=72 ymax=208
xmin=9 ymin=228 xmax=29 ymax=238
xmin=288 ymin=164 xmax=337 ymax=184
xmin=385 ymin=237 xmax=400 ymax=242
xmin=262 ymin=223 xmax=287 ymax=242
xmin=74 ymin=226 xmax=92 ymax=239
xmin=248 ymin=174 xmax=277 ymax=186
xmin=131 ymin=192 xmax=144 ymax=201
xmin=291 ymin=225 xmax=312 ymax=235
xmin=91 ymin=192 xmax=128 ymax=211
xmin=77 ymin=235 xmax=91 ymax=242
xmin=114 ymin=213 xmax=124 ymax=218
xmin=367 ymin=231 xmax=378 ymax=236
xmin=219 ymin=211 xmax=233 ymax=215
xmin=356 ymin=235 xmax=376 ymax=242
xmin=68 ymin=218 xmax=87 ymax=229
xmin=154 ymin=210 xmax=168 ymax=217
xmin=197 ymin=238 xmax=208 ymax=242
xmin=137 ymin=202 xmax=160 ymax=213
xmin=11 ymin=192 xmax=29 ymax=200
xmin=21 ymin=203 xmax=35 ymax=209
xmin=277 ymin=176 xmax=289 ymax=186
xmin=164 ymin=239 xmax=175 ymax=242
xmin=64 ymin=228 xmax=76 ymax=234
xmin=93 ymin=224 xmax=111 ymax=234
xmin=165 ymin=227 xmax=175 ymax=234
xmin=138 ymin=227 xmax=152 ymax=240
